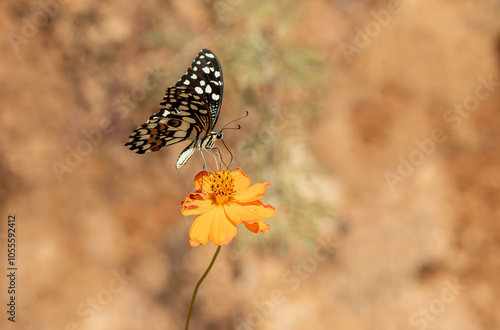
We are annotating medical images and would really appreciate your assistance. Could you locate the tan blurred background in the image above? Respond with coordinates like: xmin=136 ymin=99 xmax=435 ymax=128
xmin=1 ymin=0 xmax=500 ymax=329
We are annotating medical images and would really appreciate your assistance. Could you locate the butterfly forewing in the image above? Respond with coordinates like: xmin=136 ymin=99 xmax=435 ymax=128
xmin=175 ymin=49 xmax=224 ymax=127
xmin=125 ymin=49 xmax=224 ymax=168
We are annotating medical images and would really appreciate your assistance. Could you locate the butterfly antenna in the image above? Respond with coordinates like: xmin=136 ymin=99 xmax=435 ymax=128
xmin=220 ymin=111 xmax=249 ymax=131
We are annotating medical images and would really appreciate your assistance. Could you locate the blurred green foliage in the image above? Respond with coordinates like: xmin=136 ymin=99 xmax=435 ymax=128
xmin=143 ymin=0 xmax=337 ymax=256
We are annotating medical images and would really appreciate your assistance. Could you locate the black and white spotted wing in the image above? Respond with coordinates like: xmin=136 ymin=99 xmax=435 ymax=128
xmin=175 ymin=49 xmax=223 ymax=126
xmin=125 ymin=49 xmax=224 ymax=169
xmin=125 ymin=86 xmax=211 ymax=153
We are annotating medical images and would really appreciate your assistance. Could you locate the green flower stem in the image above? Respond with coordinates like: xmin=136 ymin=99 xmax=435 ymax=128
xmin=185 ymin=245 xmax=222 ymax=330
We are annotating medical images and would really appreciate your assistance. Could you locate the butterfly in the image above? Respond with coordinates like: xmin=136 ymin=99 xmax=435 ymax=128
xmin=125 ymin=49 xmax=224 ymax=169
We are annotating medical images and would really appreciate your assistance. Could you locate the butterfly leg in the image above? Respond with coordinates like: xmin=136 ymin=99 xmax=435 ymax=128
xmin=205 ymin=147 xmax=223 ymax=171
xmin=213 ymin=148 xmax=224 ymax=170
xmin=200 ymin=162 xmax=207 ymax=191
xmin=199 ymin=148 xmax=212 ymax=173
xmin=196 ymin=150 xmax=212 ymax=192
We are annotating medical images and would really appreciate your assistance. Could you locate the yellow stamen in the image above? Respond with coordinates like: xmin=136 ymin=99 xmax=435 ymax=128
xmin=209 ymin=169 xmax=235 ymax=205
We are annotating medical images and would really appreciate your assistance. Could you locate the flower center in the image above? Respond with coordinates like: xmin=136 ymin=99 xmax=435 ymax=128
xmin=209 ymin=169 xmax=235 ymax=205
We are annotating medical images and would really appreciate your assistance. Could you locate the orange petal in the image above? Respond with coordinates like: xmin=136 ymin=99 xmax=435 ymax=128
xmin=189 ymin=213 xmax=212 ymax=247
xmin=194 ymin=171 xmax=213 ymax=194
xmin=208 ymin=206 xmax=237 ymax=246
xmin=223 ymin=202 xmax=263 ymax=224
xmin=232 ymin=168 xmax=251 ymax=191
xmin=233 ymin=183 xmax=271 ymax=203
xmin=181 ymin=193 xmax=214 ymax=216
xmin=238 ymin=201 xmax=276 ymax=219
xmin=189 ymin=205 xmax=238 ymax=247
xmin=244 ymin=219 xmax=270 ymax=234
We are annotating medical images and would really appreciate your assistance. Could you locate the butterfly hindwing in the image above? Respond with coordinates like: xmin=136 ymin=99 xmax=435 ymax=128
xmin=125 ymin=87 xmax=211 ymax=153
xmin=125 ymin=122 xmax=175 ymax=154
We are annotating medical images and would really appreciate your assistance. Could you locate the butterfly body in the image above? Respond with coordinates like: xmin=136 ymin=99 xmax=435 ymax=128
xmin=125 ymin=49 xmax=224 ymax=169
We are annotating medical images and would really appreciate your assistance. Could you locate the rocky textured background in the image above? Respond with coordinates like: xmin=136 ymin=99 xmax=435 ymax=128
xmin=1 ymin=0 xmax=500 ymax=329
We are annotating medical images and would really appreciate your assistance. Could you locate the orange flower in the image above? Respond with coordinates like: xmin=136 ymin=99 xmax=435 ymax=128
xmin=181 ymin=168 xmax=276 ymax=247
